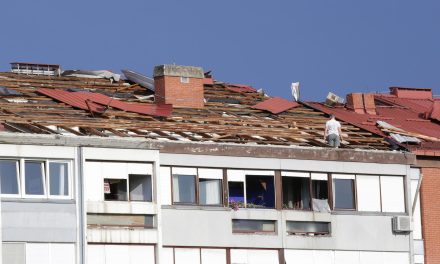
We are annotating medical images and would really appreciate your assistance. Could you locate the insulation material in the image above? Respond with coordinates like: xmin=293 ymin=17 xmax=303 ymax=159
xmin=390 ymin=133 xmax=421 ymax=144
xmin=62 ymin=70 xmax=121 ymax=81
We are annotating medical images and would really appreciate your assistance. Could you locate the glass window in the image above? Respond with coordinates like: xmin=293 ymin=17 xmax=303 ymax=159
xmin=232 ymin=219 xmax=276 ymax=233
xmin=0 ymin=160 xmax=19 ymax=195
xmin=199 ymin=179 xmax=222 ymax=205
xmin=333 ymin=179 xmax=355 ymax=209
xmin=104 ymin=179 xmax=127 ymax=201
xmin=25 ymin=161 xmax=45 ymax=195
xmin=245 ymin=175 xmax=275 ymax=208
xmin=312 ymin=179 xmax=328 ymax=200
xmin=228 ymin=181 xmax=244 ymax=209
xmin=172 ymin=175 xmax=196 ymax=204
xmin=286 ymin=221 xmax=330 ymax=236
xmin=87 ymin=213 xmax=154 ymax=229
xmin=129 ymin=174 xmax=152 ymax=202
xmin=49 ymin=162 xmax=69 ymax=196
xmin=282 ymin=177 xmax=311 ymax=210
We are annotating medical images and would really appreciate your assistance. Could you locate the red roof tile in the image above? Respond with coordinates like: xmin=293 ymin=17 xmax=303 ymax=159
xmin=37 ymin=88 xmax=104 ymax=113
xmin=252 ymin=97 xmax=299 ymax=114
xmin=427 ymin=101 xmax=440 ymax=122
xmin=226 ymin=83 xmax=257 ymax=93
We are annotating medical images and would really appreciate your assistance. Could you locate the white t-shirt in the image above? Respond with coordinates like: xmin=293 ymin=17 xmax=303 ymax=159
xmin=326 ymin=118 xmax=341 ymax=136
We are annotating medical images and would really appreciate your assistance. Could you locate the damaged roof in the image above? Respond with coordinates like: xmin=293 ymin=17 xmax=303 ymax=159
xmin=0 ymin=71 xmax=389 ymax=149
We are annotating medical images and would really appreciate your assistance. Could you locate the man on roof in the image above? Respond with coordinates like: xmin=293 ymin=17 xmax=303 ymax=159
xmin=324 ymin=114 xmax=343 ymax=148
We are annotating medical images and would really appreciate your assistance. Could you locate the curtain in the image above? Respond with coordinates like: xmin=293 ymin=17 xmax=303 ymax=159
xmin=200 ymin=179 xmax=221 ymax=205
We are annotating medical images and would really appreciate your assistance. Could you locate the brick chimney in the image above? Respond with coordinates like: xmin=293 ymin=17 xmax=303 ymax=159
xmin=346 ymin=93 xmax=376 ymax=115
xmin=154 ymin=65 xmax=205 ymax=108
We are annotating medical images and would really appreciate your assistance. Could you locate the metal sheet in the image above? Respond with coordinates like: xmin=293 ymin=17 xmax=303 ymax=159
xmin=121 ymin=69 xmax=155 ymax=91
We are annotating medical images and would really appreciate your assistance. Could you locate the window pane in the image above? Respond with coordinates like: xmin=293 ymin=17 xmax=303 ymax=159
xmin=49 ymin=162 xmax=69 ymax=196
xmin=228 ymin=182 xmax=244 ymax=208
xmin=0 ymin=160 xmax=19 ymax=195
xmin=232 ymin=219 xmax=276 ymax=233
xmin=25 ymin=161 xmax=45 ymax=195
xmin=129 ymin=174 xmax=152 ymax=202
xmin=87 ymin=213 xmax=154 ymax=229
xmin=172 ymin=175 xmax=196 ymax=203
xmin=199 ymin=179 xmax=222 ymax=205
xmin=104 ymin=179 xmax=127 ymax=201
xmin=282 ymin=177 xmax=311 ymax=210
xmin=333 ymin=179 xmax=355 ymax=209
xmin=245 ymin=175 xmax=275 ymax=208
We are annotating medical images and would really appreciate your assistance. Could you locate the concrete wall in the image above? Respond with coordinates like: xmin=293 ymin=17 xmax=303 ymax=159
xmin=2 ymin=202 xmax=77 ymax=242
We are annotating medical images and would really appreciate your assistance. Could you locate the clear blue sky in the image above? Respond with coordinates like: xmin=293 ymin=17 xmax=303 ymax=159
xmin=1 ymin=0 xmax=439 ymax=100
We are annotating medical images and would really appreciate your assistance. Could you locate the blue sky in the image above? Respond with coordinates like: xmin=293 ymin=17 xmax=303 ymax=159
xmin=1 ymin=0 xmax=439 ymax=100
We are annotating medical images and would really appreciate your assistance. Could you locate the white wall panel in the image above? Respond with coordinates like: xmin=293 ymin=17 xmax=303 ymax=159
xmin=311 ymin=173 xmax=328 ymax=180
xmin=314 ymin=250 xmax=334 ymax=264
xmin=198 ymin=168 xmax=223 ymax=179
xmin=172 ymin=167 xmax=197 ymax=175
xmin=26 ymin=243 xmax=50 ymax=264
xmin=161 ymin=247 xmax=174 ymax=264
xmin=160 ymin=167 xmax=172 ymax=205
xmin=101 ymin=162 xmax=128 ymax=179
xmin=247 ymin=250 xmax=279 ymax=264
xmin=87 ymin=245 xmax=105 ymax=264
xmin=411 ymin=179 xmax=422 ymax=239
xmin=51 ymin=244 xmax=75 ymax=264
xmin=356 ymin=176 xmax=381 ymax=212
xmin=85 ymin=162 xmax=104 ymax=201
xmin=383 ymin=252 xmax=409 ymax=264
xmin=359 ymin=251 xmax=383 ymax=264
xmin=381 ymin=176 xmax=405 ymax=212
xmin=332 ymin=174 xmax=355 ymax=180
xmin=285 ymin=250 xmax=314 ymax=264
xmin=127 ymin=163 xmax=153 ymax=175
xmin=105 ymin=245 xmax=129 ymax=264
xmin=175 ymin=248 xmax=200 ymax=264
xmin=334 ymin=251 xmax=360 ymax=264
xmin=128 ymin=245 xmax=155 ymax=264
xmin=228 ymin=170 xmax=245 ymax=182
xmin=230 ymin=249 xmax=248 ymax=264
xmin=282 ymin=171 xmax=309 ymax=177
xmin=201 ymin=249 xmax=227 ymax=264
xmin=245 ymin=170 xmax=274 ymax=176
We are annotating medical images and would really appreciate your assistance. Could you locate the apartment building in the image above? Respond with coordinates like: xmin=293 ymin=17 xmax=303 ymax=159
xmin=0 ymin=63 xmax=419 ymax=263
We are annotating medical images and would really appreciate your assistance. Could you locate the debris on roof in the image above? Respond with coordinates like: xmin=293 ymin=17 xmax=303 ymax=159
xmin=324 ymin=92 xmax=344 ymax=107
xmin=426 ymin=101 xmax=440 ymax=122
xmin=389 ymin=133 xmax=421 ymax=144
xmin=121 ymin=69 xmax=155 ymax=92
xmin=62 ymin=70 xmax=121 ymax=82
xmin=251 ymin=97 xmax=300 ymax=114
xmin=226 ymin=83 xmax=257 ymax=93
xmin=0 ymin=86 xmax=22 ymax=96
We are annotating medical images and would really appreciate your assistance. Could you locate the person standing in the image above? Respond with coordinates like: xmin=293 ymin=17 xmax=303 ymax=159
xmin=324 ymin=114 xmax=343 ymax=148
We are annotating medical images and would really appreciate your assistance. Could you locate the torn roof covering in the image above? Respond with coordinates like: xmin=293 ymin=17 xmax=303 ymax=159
xmin=0 ymin=71 xmax=388 ymax=149
xmin=251 ymin=97 xmax=300 ymax=114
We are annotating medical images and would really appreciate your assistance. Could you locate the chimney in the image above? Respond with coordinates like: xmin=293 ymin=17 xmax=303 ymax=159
xmin=390 ymin=87 xmax=433 ymax=99
xmin=154 ymin=64 xmax=205 ymax=108
xmin=346 ymin=93 xmax=376 ymax=115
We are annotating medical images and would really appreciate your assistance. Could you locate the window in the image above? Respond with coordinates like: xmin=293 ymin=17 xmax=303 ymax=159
xmin=104 ymin=179 xmax=127 ymax=201
xmin=228 ymin=181 xmax=244 ymax=208
xmin=0 ymin=160 xmax=19 ymax=195
xmin=380 ymin=176 xmax=405 ymax=213
xmin=199 ymin=179 xmax=222 ymax=205
xmin=232 ymin=219 xmax=276 ymax=233
xmin=282 ymin=172 xmax=311 ymax=210
xmin=180 ymin=76 xmax=190 ymax=83
xmin=87 ymin=213 xmax=154 ymax=229
xmin=246 ymin=175 xmax=275 ymax=208
xmin=49 ymin=162 xmax=69 ymax=197
xmin=286 ymin=221 xmax=330 ymax=236
xmin=172 ymin=174 xmax=196 ymax=204
xmin=129 ymin=174 xmax=152 ymax=202
xmin=24 ymin=161 xmax=45 ymax=196
xmin=332 ymin=174 xmax=356 ymax=210
xmin=356 ymin=175 xmax=381 ymax=212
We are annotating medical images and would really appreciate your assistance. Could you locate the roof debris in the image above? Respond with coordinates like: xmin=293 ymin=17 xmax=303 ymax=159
xmin=251 ymin=97 xmax=300 ymax=114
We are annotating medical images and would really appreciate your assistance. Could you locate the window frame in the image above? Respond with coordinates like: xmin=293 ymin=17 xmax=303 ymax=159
xmin=0 ymin=159 xmax=21 ymax=198
xmin=128 ymin=174 xmax=153 ymax=202
xmin=47 ymin=160 xmax=72 ymax=199
xmin=22 ymin=160 xmax=47 ymax=198
xmin=331 ymin=174 xmax=357 ymax=211
xmin=232 ymin=219 xmax=277 ymax=234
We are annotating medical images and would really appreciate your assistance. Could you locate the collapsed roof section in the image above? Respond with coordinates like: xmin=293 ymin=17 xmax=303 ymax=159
xmin=0 ymin=68 xmax=388 ymax=149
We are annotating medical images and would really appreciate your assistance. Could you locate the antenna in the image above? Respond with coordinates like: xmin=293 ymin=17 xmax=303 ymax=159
xmin=291 ymin=82 xmax=300 ymax=101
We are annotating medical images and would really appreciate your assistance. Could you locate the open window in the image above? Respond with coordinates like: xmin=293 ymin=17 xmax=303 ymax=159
xmin=332 ymin=174 xmax=356 ymax=210
xmin=282 ymin=172 xmax=311 ymax=210
xmin=0 ymin=160 xmax=19 ymax=196
xmin=311 ymin=173 xmax=330 ymax=212
xmin=104 ymin=179 xmax=127 ymax=201
xmin=286 ymin=221 xmax=330 ymax=236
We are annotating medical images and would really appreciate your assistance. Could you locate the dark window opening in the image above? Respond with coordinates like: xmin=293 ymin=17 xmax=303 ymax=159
xmin=286 ymin=221 xmax=330 ymax=236
xmin=246 ymin=175 xmax=275 ymax=208
xmin=333 ymin=179 xmax=355 ymax=210
xmin=282 ymin=177 xmax=311 ymax=210
xmin=228 ymin=181 xmax=244 ymax=209
xmin=104 ymin=179 xmax=127 ymax=201
xmin=312 ymin=179 xmax=330 ymax=212
xmin=129 ymin=174 xmax=152 ymax=202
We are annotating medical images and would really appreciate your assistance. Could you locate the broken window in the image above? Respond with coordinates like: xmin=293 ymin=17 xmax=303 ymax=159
xmin=332 ymin=174 xmax=356 ymax=210
xmin=199 ymin=179 xmax=222 ymax=205
xmin=232 ymin=219 xmax=276 ymax=233
xmin=282 ymin=172 xmax=311 ymax=210
xmin=245 ymin=175 xmax=275 ymax=208
xmin=228 ymin=181 xmax=245 ymax=208
xmin=104 ymin=179 xmax=127 ymax=201
xmin=172 ymin=174 xmax=196 ymax=204
xmin=24 ymin=161 xmax=45 ymax=196
xmin=286 ymin=221 xmax=330 ymax=236
xmin=49 ymin=162 xmax=69 ymax=197
xmin=0 ymin=160 xmax=19 ymax=195
xmin=129 ymin=174 xmax=152 ymax=202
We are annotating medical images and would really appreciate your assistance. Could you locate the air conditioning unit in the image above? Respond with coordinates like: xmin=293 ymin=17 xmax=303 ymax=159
xmin=392 ymin=216 xmax=412 ymax=233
